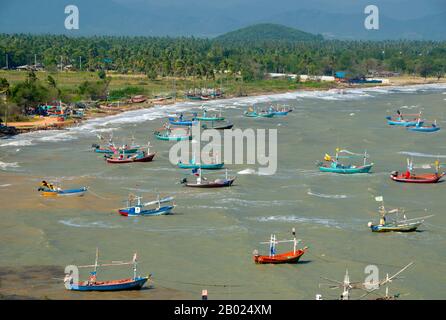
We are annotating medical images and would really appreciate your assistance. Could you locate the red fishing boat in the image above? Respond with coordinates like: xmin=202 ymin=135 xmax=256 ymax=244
xmin=390 ymin=159 xmax=444 ymax=183
xmin=253 ymin=229 xmax=308 ymax=264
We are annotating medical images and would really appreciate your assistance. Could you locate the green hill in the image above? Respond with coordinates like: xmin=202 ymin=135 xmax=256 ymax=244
xmin=214 ymin=23 xmax=323 ymax=42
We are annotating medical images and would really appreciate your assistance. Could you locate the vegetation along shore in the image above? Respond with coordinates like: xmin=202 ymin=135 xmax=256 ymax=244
xmin=1 ymin=25 xmax=445 ymax=133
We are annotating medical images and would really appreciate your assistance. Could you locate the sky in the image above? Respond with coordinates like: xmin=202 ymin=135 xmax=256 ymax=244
xmin=0 ymin=0 xmax=445 ymax=39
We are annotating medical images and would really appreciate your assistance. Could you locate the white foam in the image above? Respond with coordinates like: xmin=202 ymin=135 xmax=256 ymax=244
xmin=59 ymin=219 xmax=121 ymax=229
xmin=0 ymin=184 xmax=12 ymax=187
xmin=255 ymin=215 xmax=342 ymax=228
xmin=237 ymin=168 xmax=257 ymax=175
xmin=307 ymin=190 xmax=348 ymax=199
xmin=0 ymin=161 xmax=19 ymax=170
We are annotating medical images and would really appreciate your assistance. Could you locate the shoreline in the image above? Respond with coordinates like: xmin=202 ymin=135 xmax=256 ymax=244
xmin=5 ymin=77 xmax=446 ymax=135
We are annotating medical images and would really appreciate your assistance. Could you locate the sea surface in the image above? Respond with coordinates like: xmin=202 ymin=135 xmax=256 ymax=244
xmin=1 ymin=84 xmax=446 ymax=299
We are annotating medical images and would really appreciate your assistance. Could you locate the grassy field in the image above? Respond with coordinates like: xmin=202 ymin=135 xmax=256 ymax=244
xmin=0 ymin=70 xmax=337 ymax=100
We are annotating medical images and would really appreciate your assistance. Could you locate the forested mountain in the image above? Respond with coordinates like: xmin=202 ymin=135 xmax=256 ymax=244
xmin=214 ymin=24 xmax=323 ymax=42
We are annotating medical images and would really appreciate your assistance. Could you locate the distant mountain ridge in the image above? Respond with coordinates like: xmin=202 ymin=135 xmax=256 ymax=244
xmin=0 ymin=0 xmax=445 ymax=40
xmin=214 ymin=24 xmax=323 ymax=42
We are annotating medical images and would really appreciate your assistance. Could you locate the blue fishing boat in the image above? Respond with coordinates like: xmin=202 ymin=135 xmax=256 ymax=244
xmin=386 ymin=111 xmax=423 ymax=126
xmin=244 ymin=110 xmax=274 ymax=118
xmin=154 ymin=126 xmax=192 ymax=141
xmin=268 ymin=106 xmax=292 ymax=116
xmin=407 ymin=121 xmax=440 ymax=132
xmin=178 ymin=161 xmax=224 ymax=170
xmin=193 ymin=108 xmax=225 ymax=121
xmin=38 ymin=181 xmax=88 ymax=197
xmin=168 ymin=117 xmax=197 ymax=126
xmin=119 ymin=195 xmax=174 ymax=217
xmin=318 ymin=149 xmax=373 ymax=174
xmin=64 ymin=249 xmax=150 ymax=292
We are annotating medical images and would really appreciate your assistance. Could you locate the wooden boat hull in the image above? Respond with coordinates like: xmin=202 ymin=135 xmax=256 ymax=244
xmin=119 ymin=205 xmax=174 ymax=217
xmin=41 ymin=187 xmax=88 ymax=197
xmin=168 ymin=117 xmax=197 ymax=126
xmin=202 ymin=122 xmax=234 ymax=130
xmin=195 ymin=116 xmax=225 ymax=121
xmin=154 ymin=132 xmax=191 ymax=141
xmin=319 ymin=164 xmax=373 ymax=174
xmin=254 ymin=249 xmax=306 ymax=264
xmin=177 ymin=162 xmax=224 ymax=170
xmin=106 ymin=153 xmax=155 ymax=164
xmin=370 ymin=222 xmax=422 ymax=232
xmin=407 ymin=126 xmax=440 ymax=132
xmin=390 ymin=172 xmax=444 ymax=183
xmin=386 ymin=117 xmax=423 ymax=127
xmin=67 ymin=277 xmax=148 ymax=291
xmin=185 ymin=178 xmax=235 ymax=188
xmin=271 ymin=111 xmax=290 ymax=116
xmin=244 ymin=112 xmax=274 ymax=118
xmin=94 ymin=148 xmax=139 ymax=154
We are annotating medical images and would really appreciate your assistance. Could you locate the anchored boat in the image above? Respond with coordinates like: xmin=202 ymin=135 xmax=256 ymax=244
xmin=253 ymin=228 xmax=307 ymax=264
xmin=390 ymin=159 xmax=445 ymax=183
xmin=368 ymin=196 xmax=433 ymax=232
xmin=386 ymin=111 xmax=423 ymax=126
xmin=181 ymin=168 xmax=235 ymax=188
xmin=64 ymin=249 xmax=149 ymax=291
xmin=177 ymin=153 xmax=224 ymax=170
xmin=319 ymin=262 xmax=414 ymax=300
xmin=168 ymin=113 xmax=197 ymax=126
xmin=106 ymin=143 xmax=155 ymax=164
xmin=154 ymin=125 xmax=192 ymax=141
xmin=317 ymin=148 xmax=373 ymax=174
xmin=407 ymin=120 xmax=440 ymax=133
xmin=201 ymin=121 xmax=234 ymax=130
xmin=244 ymin=106 xmax=274 ymax=118
xmin=38 ymin=181 xmax=88 ymax=197
xmin=268 ymin=105 xmax=292 ymax=116
xmin=119 ymin=194 xmax=175 ymax=217
xmin=193 ymin=108 xmax=225 ymax=121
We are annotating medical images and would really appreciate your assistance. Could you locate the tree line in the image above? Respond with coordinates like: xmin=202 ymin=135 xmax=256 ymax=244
xmin=1 ymin=34 xmax=445 ymax=80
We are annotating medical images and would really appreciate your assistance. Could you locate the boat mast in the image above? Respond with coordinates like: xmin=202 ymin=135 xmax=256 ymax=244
xmin=269 ymin=234 xmax=276 ymax=257
xmin=363 ymin=150 xmax=367 ymax=166
xmin=94 ymin=247 xmax=99 ymax=274
xmin=292 ymin=228 xmax=296 ymax=254
xmin=133 ymin=252 xmax=138 ymax=279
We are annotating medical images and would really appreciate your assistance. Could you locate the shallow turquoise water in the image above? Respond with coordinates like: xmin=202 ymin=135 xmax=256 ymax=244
xmin=1 ymin=84 xmax=446 ymax=299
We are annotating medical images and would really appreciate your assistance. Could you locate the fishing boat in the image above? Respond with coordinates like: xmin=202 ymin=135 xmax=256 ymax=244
xmin=319 ymin=262 xmax=414 ymax=300
xmin=106 ymin=151 xmax=156 ymax=164
xmin=386 ymin=111 xmax=423 ymax=126
xmin=193 ymin=108 xmax=225 ymax=121
xmin=92 ymin=135 xmax=140 ymax=154
xmin=317 ymin=149 xmax=373 ymax=174
xmin=168 ymin=114 xmax=197 ymax=126
xmin=368 ymin=196 xmax=433 ymax=232
xmin=118 ymin=194 xmax=175 ymax=217
xmin=390 ymin=159 xmax=445 ymax=183
xmin=268 ymin=105 xmax=292 ymax=116
xmin=177 ymin=153 xmax=224 ymax=170
xmin=201 ymin=121 xmax=234 ymax=130
xmin=38 ymin=181 xmax=88 ymax=197
xmin=244 ymin=108 xmax=275 ymax=118
xmin=64 ymin=249 xmax=149 ymax=291
xmin=180 ymin=169 xmax=235 ymax=188
xmin=407 ymin=120 xmax=440 ymax=132
xmin=154 ymin=126 xmax=192 ymax=141
xmin=253 ymin=228 xmax=307 ymax=264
